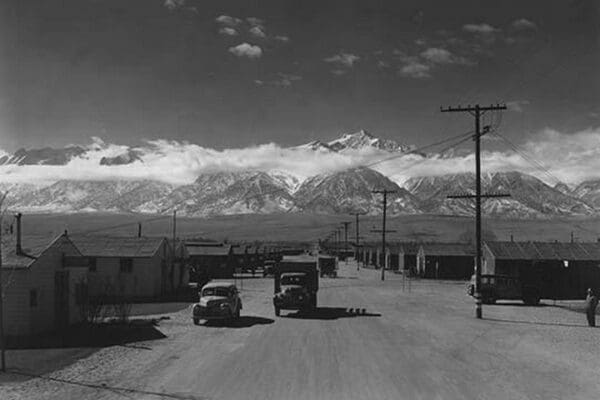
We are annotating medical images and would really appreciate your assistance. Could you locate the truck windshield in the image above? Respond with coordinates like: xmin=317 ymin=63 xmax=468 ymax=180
xmin=281 ymin=275 xmax=306 ymax=285
xmin=202 ymin=288 xmax=229 ymax=297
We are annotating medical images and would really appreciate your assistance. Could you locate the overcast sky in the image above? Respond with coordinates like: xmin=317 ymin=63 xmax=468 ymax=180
xmin=0 ymin=0 xmax=598 ymax=152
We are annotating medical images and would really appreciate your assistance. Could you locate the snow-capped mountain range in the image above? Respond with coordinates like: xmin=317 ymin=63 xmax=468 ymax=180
xmin=1 ymin=130 xmax=600 ymax=218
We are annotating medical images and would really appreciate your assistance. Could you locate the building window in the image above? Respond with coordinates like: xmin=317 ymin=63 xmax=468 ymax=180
xmin=120 ymin=258 xmax=133 ymax=273
xmin=89 ymin=257 xmax=97 ymax=272
xmin=30 ymin=289 xmax=38 ymax=308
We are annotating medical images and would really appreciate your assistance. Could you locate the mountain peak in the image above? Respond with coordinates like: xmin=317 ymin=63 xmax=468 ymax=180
xmin=327 ymin=129 xmax=410 ymax=153
xmin=294 ymin=140 xmax=334 ymax=152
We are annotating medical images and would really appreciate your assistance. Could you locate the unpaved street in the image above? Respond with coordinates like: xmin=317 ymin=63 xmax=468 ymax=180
xmin=2 ymin=262 xmax=599 ymax=400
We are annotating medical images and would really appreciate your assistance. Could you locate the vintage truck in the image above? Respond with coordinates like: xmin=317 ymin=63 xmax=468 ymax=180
xmin=273 ymin=256 xmax=319 ymax=317
xmin=467 ymin=274 xmax=545 ymax=305
xmin=318 ymin=255 xmax=338 ymax=278
xmin=192 ymin=281 xmax=242 ymax=324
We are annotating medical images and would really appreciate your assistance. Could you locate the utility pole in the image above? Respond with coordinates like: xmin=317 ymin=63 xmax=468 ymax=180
xmin=337 ymin=228 xmax=342 ymax=258
xmin=334 ymin=229 xmax=339 ymax=257
xmin=138 ymin=222 xmax=142 ymax=238
xmin=441 ymin=103 xmax=507 ymax=319
xmin=341 ymin=221 xmax=351 ymax=264
xmin=350 ymin=213 xmax=366 ymax=270
xmin=0 ymin=192 xmax=7 ymax=372
xmin=371 ymin=189 xmax=397 ymax=281
xmin=171 ymin=210 xmax=177 ymax=294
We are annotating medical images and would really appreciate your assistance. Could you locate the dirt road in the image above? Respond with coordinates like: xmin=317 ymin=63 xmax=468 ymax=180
xmin=2 ymin=262 xmax=599 ymax=400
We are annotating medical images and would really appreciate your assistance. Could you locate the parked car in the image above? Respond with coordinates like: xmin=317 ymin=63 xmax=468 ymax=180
xmin=467 ymin=274 xmax=537 ymax=305
xmin=192 ymin=282 xmax=242 ymax=324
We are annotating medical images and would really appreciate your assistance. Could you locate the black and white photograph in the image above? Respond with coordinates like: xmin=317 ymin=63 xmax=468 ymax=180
xmin=0 ymin=0 xmax=599 ymax=399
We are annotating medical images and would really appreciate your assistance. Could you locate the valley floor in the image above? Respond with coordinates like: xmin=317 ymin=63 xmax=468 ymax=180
xmin=16 ymin=212 xmax=600 ymax=243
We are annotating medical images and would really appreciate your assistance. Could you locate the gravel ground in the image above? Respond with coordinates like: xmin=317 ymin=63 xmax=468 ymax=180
xmin=1 ymin=261 xmax=598 ymax=400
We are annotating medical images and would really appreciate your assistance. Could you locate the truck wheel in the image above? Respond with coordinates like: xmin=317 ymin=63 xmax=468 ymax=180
xmin=193 ymin=318 xmax=200 ymax=325
xmin=274 ymin=306 xmax=280 ymax=317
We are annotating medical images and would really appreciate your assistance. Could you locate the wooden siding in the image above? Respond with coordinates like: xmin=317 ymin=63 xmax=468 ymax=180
xmin=87 ymin=241 xmax=170 ymax=300
xmin=2 ymin=235 xmax=87 ymax=337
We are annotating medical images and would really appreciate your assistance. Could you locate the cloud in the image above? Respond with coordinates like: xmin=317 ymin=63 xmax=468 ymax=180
xmin=330 ymin=69 xmax=347 ymax=76
xmin=324 ymin=52 xmax=360 ymax=68
xmin=228 ymin=43 xmax=263 ymax=59
xmin=275 ymin=35 xmax=290 ymax=43
xmin=506 ymin=100 xmax=530 ymax=113
xmin=255 ymin=73 xmax=302 ymax=88
xmin=420 ymin=47 xmax=473 ymax=65
xmin=398 ymin=61 xmax=431 ymax=79
xmin=164 ymin=0 xmax=185 ymax=11
xmin=3 ymin=127 xmax=600 ymax=187
xmin=377 ymin=60 xmax=391 ymax=69
xmin=249 ymin=26 xmax=267 ymax=38
xmin=463 ymin=23 xmax=500 ymax=34
xmin=246 ymin=17 xmax=264 ymax=27
xmin=511 ymin=18 xmax=537 ymax=30
xmin=216 ymin=15 xmax=243 ymax=27
xmin=219 ymin=27 xmax=238 ymax=36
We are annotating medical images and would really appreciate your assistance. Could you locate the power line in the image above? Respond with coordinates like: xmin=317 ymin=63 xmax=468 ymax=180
xmin=363 ymin=130 xmax=475 ymax=168
xmin=72 ymin=215 xmax=172 ymax=236
xmin=491 ymin=131 xmax=563 ymax=185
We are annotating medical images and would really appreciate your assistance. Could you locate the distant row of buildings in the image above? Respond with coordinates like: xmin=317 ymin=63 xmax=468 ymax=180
xmin=356 ymin=240 xmax=600 ymax=297
xmin=357 ymin=242 xmax=474 ymax=279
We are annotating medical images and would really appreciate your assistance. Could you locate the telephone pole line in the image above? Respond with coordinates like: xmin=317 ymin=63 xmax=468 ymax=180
xmin=441 ymin=103 xmax=507 ymax=319
xmin=372 ymin=189 xmax=397 ymax=281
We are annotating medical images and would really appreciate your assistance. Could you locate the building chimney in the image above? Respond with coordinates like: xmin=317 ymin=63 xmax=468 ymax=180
xmin=15 ymin=212 xmax=22 ymax=255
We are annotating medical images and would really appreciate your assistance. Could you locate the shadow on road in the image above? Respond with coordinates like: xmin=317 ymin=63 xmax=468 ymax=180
xmin=6 ymin=319 xmax=167 ymax=349
xmin=203 ymin=316 xmax=275 ymax=328
xmin=283 ymin=307 xmax=381 ymax=320
xmin=485 ymin=317 xmax=586 ymax=328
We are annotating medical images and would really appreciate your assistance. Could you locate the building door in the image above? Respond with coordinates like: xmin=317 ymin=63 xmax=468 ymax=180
xmin=54 ymin=270 xmax=70 ymax=331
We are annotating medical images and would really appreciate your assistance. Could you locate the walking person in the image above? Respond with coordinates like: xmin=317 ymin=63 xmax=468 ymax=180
xmin=585 ymin=288 xmax=598 ymax=327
